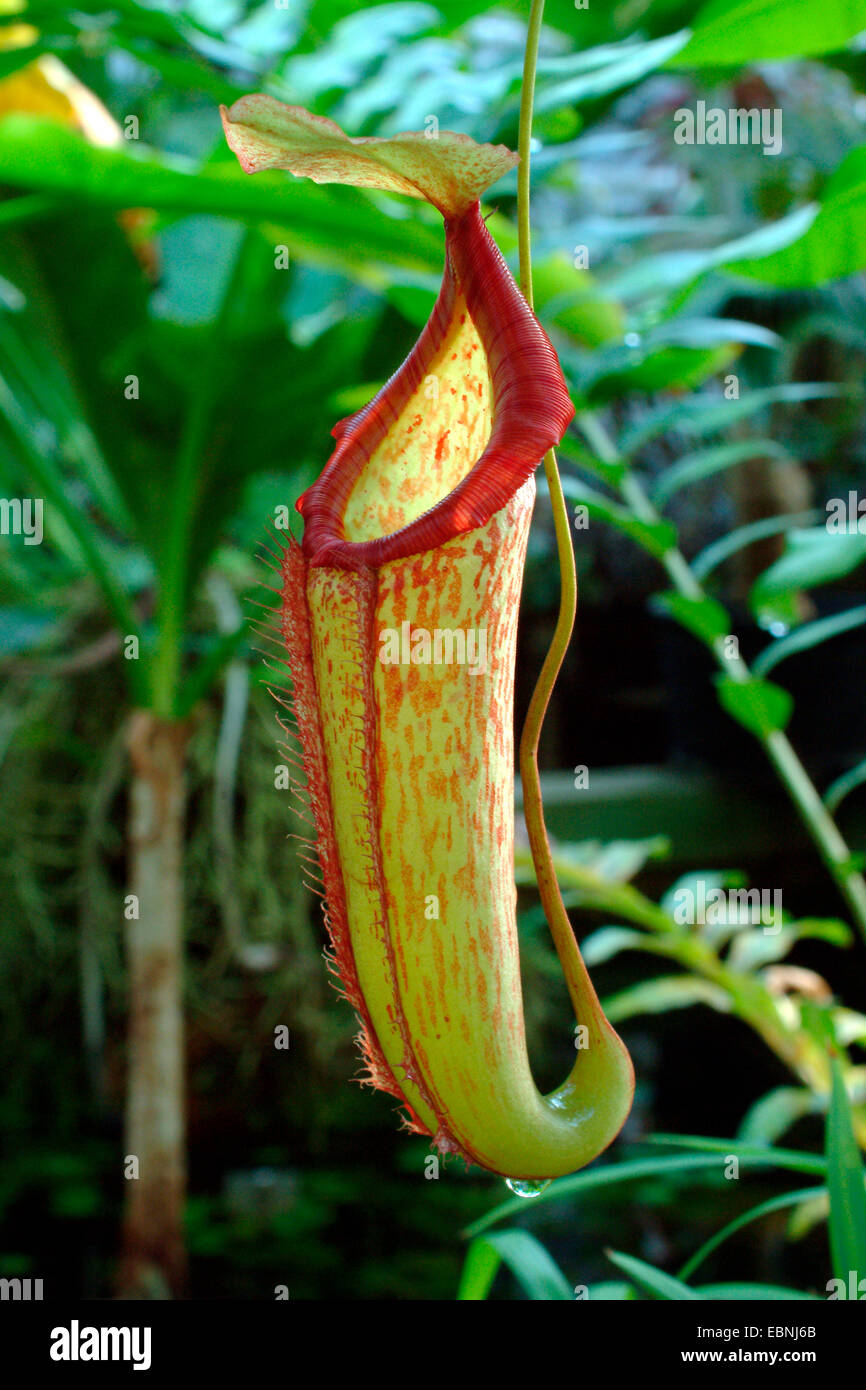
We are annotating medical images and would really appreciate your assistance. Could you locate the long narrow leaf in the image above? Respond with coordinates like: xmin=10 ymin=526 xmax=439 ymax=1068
xmin=606 ymin=1250 xmax=700 ymax=1300
xmin=692 ymin=511 xmax=821 ymax=581
xmin=464 ymin=1144 xmax=827 ymax=1237
xmin=678 ymin=1186 xmax=825 ymax=1281
xmin=826 ymin=1061 xmax=866 ymax=1286
xmin=651 ymin=440 xmax=789 ymax=507
xmin=753 ymin=604 xmax=866 ymax=678
xmin=458 ymin=1230 xmax=572 ymax=1301
xmin=825 ymin=758 xmax=866 ymax=815
xmin=621 ymin=384 xmax=848 ymax=455
xmin=696 ymin=1282 xmax=820 ymax=1299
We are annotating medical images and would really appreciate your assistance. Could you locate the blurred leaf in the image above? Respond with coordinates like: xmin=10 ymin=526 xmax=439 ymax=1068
xmin=728 ymin=918 xmax=851 ymax=972
xmin=606 ymin=206 xmax=818 ymax=302
xmin=730 ymin=147 xmax=866 ymax=287
xmin=0 ymin=43 xmax=51 ymax=81
xmin=651 ymin=440 xmax=789 ymax=508
xmin=673 ymin=0 xmax=866 ymax=66
xmin=715 ymin=674 xmax=793 ymax=736
xmin=739 ymin=1086 xmax=822 ymax=1146
xmin=622 ymin=384 xmax=849 ymax=455
xmin=518 ymin=836 xmax=668 ymax=889
xmin=603 ymin=976 xmax=731 ymax=1024
xmin=834 ymin=1011 xmax=866 ymax=1048
xmin=558 ymin=437 xmax=628 ymax=489
xmin=692 ymin=511 xmax=822 ymax=582
xmin=176 ymin=623 xmax=248 ymax=719
xmin=532 ymin=254 xmax=624 ymax=348
xmin=582 ymin=1281 xmax=636 ymax=1300
xmin=825 ymin=758 xmax=866 ymax=814
xmin=535 ymin=33 xmax=689 ymax=112
xmin=581 ymin=926 xmax=656 ymax=966
xmin=696 ymin=1282 xmax=820 ymax=1299
xmin=644 ymin=1134 xmax=826 ymax=1172
xmin=606 ymin=1250 xmax=700 ymax=1300
xmin=584 ymin=342 xmax=739 ymax=400
xmin=826 ymin=1061 xmax=866 ymax=1286
xmin=788 ymin=1191 xmax=831 ymax=1240
xmin=456 ymin=1236 xmax=499 ymax=1301
xmin=588 ymin=836 xmax=670 ymax=881
xmin=753 ymin=604 xmax=866 ymax=678
xmin=557 ymin=476 xmax=677 ymax=558
xmin=652 ymin=591 xmax=730 ymax=648
xmin=458 ymin=1229 xmax=572 ymax=1301
xmin=750 ymin=528 xmax=866 ymax=607
xmin=0 ymin=608 xmax=59 ymax=655
xmin=0 ymin=116 xmax=444 ymax=278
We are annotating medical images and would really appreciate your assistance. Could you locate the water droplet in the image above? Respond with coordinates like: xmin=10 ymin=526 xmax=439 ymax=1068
xmin=505 ymin=1178 xmax=551 ymax=1199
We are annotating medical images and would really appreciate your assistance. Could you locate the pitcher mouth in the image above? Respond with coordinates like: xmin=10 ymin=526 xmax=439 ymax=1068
xmin=297 ymin=203 xmax=575 ymax=572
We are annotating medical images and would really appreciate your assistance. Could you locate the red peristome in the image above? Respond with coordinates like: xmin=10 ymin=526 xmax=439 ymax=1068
xmin=297 ymin=202 xmax=574 ymax=570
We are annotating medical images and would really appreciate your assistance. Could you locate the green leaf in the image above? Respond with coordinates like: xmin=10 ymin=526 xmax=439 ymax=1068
xmin=465 ymin=1143 xmax=827 ymax=1237
xmin=586 ymin=344 xmax=739 ymax=399
xmin=788 ymin=1192 xmax=831 ymax=1240
xmin=692 ymin=511 xmax=822 ymax=582
xmin=0 ymin=375 xmax=146 ymax=698
xmin=536 ymin=33 xmax=689 ymax=112
xmin=456 ymin=1237 xmax=501 ymax=1301
xmin=606 ymin=206 xmax=818 ymax=302
xmin=730 ymin=147 xmax=866 ymax=288
xmin=458 ymin=1230 xmax=572 ymax=1301
xmin=531 ymin=255 xmax=624 ymax=349
xmin=727 ymin=918 xmax=852 ymax=972
xmin=606 ymin=1250 xmax=701 ymax=1300
xmin=653 ymin=591 xmax=731 ymax=648
xmin=581 ymin=927 xmax=655 ymax=966
xmin=175 ymin=624 xmax=249 ymax=719
xmin=833 ymin=1008 xmax=866 ymax=1047
xmin=751 ymin=528 xmax=866 ymax=607
xmin=672 ymin=0 xmax=866 ymax=66
xmin=696 ymin=1282 xmax=820 ymax=1299
xmin=622 ymin=384 xmax=850 ymax=455
xmin=739 ymin=1087 xmax=823 ymax=1146
xmin=651 ymin=440 xmax=789 ymax=508
xmin=826 ymin=1061 xmax=866 ymax=1287
xmin=825 ymin=759 xmax=866 ymax=815
xmin=581 ymin=1281 xmax=636 ymax=1300
xmin=557 ymin=476 xmax=677 ymax=558
xmin=603 ymin=976 xmax=732 ymax=1024
xmin=753 ymin=604 xmax=866 ymax=678
xmin=557 ymin=437 xmax=628 ymax=489
xmin=645 ymin=1135 xmax=827 ymax=1173
xmin=0 ymin=42 xmax=51 ymax=80
xmin=0 ymin=116 xmax=444 ymax=280
xmin=715 ymin=674 xmax=793 ymax=736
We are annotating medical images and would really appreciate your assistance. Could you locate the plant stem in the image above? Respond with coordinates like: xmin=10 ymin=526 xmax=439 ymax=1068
xmin=152 ymin=229 xmax=253 ymax=718
xmin=120 ymin=710 xmax=189 ymax=1297
xmin=578 ymin=407 xmax=866 ymax=943
xmin=517 ymin=0 xmax=587 ymax=980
